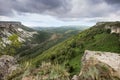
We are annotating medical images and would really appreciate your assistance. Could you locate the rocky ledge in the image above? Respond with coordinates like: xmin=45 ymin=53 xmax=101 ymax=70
xmin=0 ymin=21 xmax=38 ymax=45
xmin=95 ymin=22 xmax=120 ymax=34
xmin=72 ymin=50 xmax=120 ymax=80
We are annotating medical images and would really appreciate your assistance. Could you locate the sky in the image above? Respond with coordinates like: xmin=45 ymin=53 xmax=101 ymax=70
xmin=0 ymin=0 xmax=120 ymax=27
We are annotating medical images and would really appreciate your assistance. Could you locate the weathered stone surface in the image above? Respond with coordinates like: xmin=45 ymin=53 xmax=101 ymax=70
xmin=78 ymin=50 xmax=120 ymax=80
xmin=83 ymin=50 xmax=120 ymax=72
xmin=0 ymin=55 xmax=19 ymax=80
xmin=0 ymin=21 xmax=21 ymax=28
xmin=95 ymin=22 xmax=120 ymax=34
xmin=0 ymin=21 xmax=37 ymax=46
xmin=105 ymin=25 xmax=120 ymax=34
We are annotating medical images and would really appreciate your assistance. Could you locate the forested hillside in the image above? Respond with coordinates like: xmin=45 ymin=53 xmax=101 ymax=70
xmin=0 ymin=21 xmax=120 ymax=80
xmin=32 ymin=22 xmax=120 ymax=76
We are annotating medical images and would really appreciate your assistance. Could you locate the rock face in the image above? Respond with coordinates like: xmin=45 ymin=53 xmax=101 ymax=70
xmin=0 ymin=55 xmax=19 ymax=80
xmin=0 ymin=21 xmax=21 ymax=28
xmin=105 ymin=25 xmax=120 ymax=34
xmin=82 ymin=50 xmax=120 ymax=73
xmin=0 ymin=21 xmax=37 ymax=45
xmin=95 ymin=22 xmax=120 ymax=34
xmin=73 ymin=50 xmax=120 ymax=80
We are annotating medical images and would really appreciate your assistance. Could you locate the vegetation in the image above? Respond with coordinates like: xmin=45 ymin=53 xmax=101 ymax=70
xmin=31 ymin=24 xmax=120 ymax=76
xmin=33 ymin=26 xmax=87 ymax=33
xmin=0 ymin=34 xmax=22 ymax=55
xmin=18 ymin=26 xmax=84 ymax=62
xmin=0 ymin=22 xmax=120 ymax=79
xmin=79 ymin=58 xmax=120 ymax=80
xmin=21 ymin=62 xmax=70 ymax=80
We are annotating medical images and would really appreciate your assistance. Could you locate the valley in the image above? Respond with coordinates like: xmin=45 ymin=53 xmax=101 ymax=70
xmin=0 ymin=21 xmax=120 ymax=80
xmin=0 ymin=0 xmax=120 ymax=80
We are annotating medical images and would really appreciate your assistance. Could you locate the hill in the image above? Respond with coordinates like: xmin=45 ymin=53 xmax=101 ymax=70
xmin=17 ymin=25 xmax=85 ymax=62
xmin=0 ymin=21 xmax=120 ymax=80
xmin=33 ymin=26 xmax=87 ymax=33
xmin=32 ymin=21 xmax=120 ymax=76
xmin=0 ymin=21 xmax=85 ymax=61
xmin=0 ymin=21 xmax=38 ymax=55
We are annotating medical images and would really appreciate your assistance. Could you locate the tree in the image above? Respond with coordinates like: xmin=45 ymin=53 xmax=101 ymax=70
xmin=0 ymin=38 xmax=4 ymax=55
xmin=0 ymin=34 xmax=22 ymax=55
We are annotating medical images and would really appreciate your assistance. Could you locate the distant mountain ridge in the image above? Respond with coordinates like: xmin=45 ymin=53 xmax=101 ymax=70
xmin=33 ymin=26 xmax=88 ymax=31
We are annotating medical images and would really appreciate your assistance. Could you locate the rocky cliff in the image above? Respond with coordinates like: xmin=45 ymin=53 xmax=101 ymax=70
xmin=105 ymin=25 xmax=120 ymax=34
xmin=95 ymin=22 xmax=120 ymax=34
xmin=0 ymin=21 xmax=37 ymax=45
xmin=0 ymin=21 xmax=21 ymax=28
xmin=72 ymin=50 xmax=120 ymax=80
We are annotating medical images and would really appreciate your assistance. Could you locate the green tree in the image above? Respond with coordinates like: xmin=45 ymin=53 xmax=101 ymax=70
xmin=0 ymin=34 xmax=22 ymax=55
xmin=0 ymin=38 xmax=4 ymax=55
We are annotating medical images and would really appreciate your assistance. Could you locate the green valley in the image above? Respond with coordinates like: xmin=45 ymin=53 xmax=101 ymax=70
xmin=0 ymin=21 xmax=120 ymax=80
xmin=31 ymin=22 xmax=120 ymax=76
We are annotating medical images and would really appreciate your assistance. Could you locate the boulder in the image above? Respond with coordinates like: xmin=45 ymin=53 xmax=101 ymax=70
xmin=0 ymin=55 xmax=19 ymax=80
xmin=78 ymin=50 xmax=120 ymax=80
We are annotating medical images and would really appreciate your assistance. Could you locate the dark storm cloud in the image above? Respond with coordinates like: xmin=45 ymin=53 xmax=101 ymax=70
xmin=15 ymin=0 xmax=70 ymax=12
xmin=0 ymin=0 xmax=71 ymax=16
xmin=104 ymin=0 xmax=120 ymax=4
xmin=0 ymin=0 xmax=119 ymax=20
xmin=0 ymin=0 xmax=13 ymax=16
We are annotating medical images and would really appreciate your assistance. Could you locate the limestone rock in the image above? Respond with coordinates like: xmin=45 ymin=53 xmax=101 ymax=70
xmin=0 ymin=21 xmax=38 ymax=47
xmin=95 ymin=22 xmax=120 ymax=34
xmin=0 ymin=55 xmax=19 ymax=80
xmin=79 ymin=50 xmax=120 ymax=80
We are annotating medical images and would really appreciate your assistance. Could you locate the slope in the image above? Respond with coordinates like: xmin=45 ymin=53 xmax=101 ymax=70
xmin=18 ymin=26 xmax=85 ymax=62
xmin=32 ymin=22 xmax=120 ymax=75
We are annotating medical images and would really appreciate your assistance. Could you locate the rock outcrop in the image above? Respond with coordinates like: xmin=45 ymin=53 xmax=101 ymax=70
xmin=0 ymin=21 xmax=37 ymax=45
xmin=0 ymin=21 xmax=21 ymax=28
xmin=72 ymin=50 xmax=120 ymax=80
xmin=95 ymin=22 xmax=120 ymax=34
xmin=0 ymin=55 xmax=20 ymax=80
xmin=105 ymin=25 xmax=120 ymax=34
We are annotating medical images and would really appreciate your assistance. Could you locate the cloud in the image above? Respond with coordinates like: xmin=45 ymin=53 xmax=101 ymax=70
xmin=105 ymin=0 xmax=120 ymax=4
xmin=0 ymin=0 xmax=120 ymax=23
xmin=0 ymin=0 xmax=71 ymax=16
xmin=0 ymin=0 xmax=13 ymax=16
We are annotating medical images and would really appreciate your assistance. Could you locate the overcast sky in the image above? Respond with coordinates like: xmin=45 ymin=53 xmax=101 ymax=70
xmin=0 ymin=0 xmax=120 ymax=27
